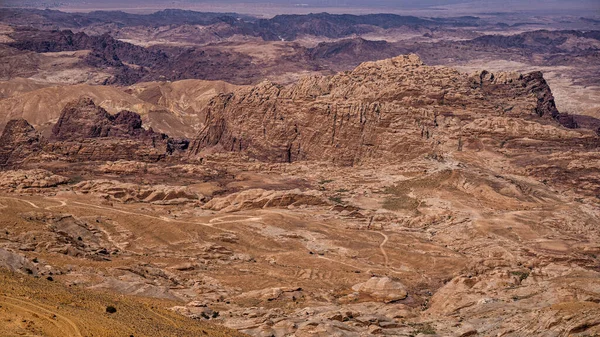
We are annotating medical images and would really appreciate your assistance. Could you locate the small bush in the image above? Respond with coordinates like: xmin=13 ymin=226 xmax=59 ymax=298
xmin=106 ymin=305 xmax=117 ymax=314
xmin=411 ymin=323 xmax=436 ymax=335
xmin=511 ymin=271 xmax=529 ymax=281
xmin=69 ymin=175 xmax=85 ymax=184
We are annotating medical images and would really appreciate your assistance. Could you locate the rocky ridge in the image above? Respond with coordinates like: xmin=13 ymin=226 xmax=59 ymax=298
xmin=190 ymin=54 xmax=589 ymax=165
xmin=0 ymin=97 xmax=188 ymax=167
xmin=1 ymin=55 xmax=599 ymax=337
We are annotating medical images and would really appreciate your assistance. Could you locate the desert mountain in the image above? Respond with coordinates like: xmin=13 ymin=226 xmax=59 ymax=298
xmin=1 ymin=51 xmax=599 ymax=336
xmin=190 ymin=54 xmax=580 ymax=160
xmin=0 ymin=97 xmax=187 ymax=167
xmin=0 ymin=9 xmax=467 ymax=39
xmin=0 ymin=79 xmax=243 ymax=138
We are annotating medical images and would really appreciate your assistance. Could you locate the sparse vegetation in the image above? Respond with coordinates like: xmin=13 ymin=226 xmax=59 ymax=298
xmin=511 ymin=271 xmax=529 ymax=281
xmin=410 ymin=323 xmax=436 ymax=335
xmin=382 ymin=195 xmax=421 ymax=211
xmin=329 ymin=196 xmax=343 ymax=204
xmin=69 ymin=175 xmax=85 ymax=184
xmin=0 ymin=8 xmax=598 ymax=336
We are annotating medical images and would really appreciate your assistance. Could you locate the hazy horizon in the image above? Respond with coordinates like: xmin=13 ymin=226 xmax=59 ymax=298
xmin=1 ymin=0 xmax=599 ymax=16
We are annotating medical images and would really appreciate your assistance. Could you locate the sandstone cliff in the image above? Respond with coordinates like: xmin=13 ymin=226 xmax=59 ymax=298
xmin=189 ymin=54 xmax=586 ymax=166
xmin=0 ymin=98 xmax=188 ymax=167
xmin=0 ymin=118 xmax=44 ymax=167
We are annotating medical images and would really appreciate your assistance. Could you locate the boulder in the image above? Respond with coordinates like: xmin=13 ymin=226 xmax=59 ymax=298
xmin=352 ymin=277 xmax=408 ymax=303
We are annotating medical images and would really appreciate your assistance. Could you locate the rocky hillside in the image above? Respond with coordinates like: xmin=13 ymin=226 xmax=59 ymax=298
xmin=0 ymin=98 xmax=187 ymax=167
xmin=186 ymin=55 xmax=600 ymax=198
xmin=189 ymin=54 xmax=579 ymax=164
xmin=0 ymin=9 xmax=470 ymax=39
xmin=1 ymin=54 xmax=600 ymax=337
xmin=5 ymin=28 xmax=262 ymax=85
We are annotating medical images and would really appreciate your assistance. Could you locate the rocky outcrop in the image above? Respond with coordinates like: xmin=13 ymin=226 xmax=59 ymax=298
xmin=52 ymin=97 xmax=189 ymax=153
xmin=73 ymin=179 xmax=202 ymax=204
xmin=52 ymin=97 xmax=145 ymax=141
xmin=351 ymin=277 xmax=408 ymax=303
xmin=0 ymin=118 xmax=43 ymax=167
xmin=0 ymin=169 xmax=69 ymax=191
xmin=472 ymin=69 xmax=578 ymax=128
xmin=0 ymin=249 xmax=39 ymax=276
xmin=0 ymin=97 xmax=189 ymax=167
xmin=202 ymin=188 xmax=328 ymax=212
xmin=189 ymin=54 xmax=576 ymax=165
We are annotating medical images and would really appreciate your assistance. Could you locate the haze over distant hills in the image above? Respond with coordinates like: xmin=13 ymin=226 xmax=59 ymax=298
xmin=1 ymin=2 xmax=600 ymax=337
xmin=2 ymin=0 xmax=599 ymax=16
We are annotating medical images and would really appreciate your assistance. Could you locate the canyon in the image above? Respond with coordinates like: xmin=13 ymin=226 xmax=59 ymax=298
xmin=0 ymin=6 xmax=599 ymax=337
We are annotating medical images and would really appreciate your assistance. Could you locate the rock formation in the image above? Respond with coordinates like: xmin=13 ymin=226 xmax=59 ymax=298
xmin=351 ymin=277 xmax=408 ymax=303
xmin=203 ymin=188 xmax=329 ymax=212
xmin=0 ymin=97 xmax=189 ymax=167
xmin=73 ymin=179 xmax=202 ymax=204
xmin=0 ymin=54 xmax=599 ymax=337
xmin=189 ymin=54 xmax=588 ymax=166
xmin=0 ymin=118 xmax=43 ymax=167
xmin=0 ymin=169 xmax=69 ymax=191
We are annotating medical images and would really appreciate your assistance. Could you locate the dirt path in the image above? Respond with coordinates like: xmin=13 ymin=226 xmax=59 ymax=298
xmin=45 ymin=199 xmax=67 ymax=210
xmin=0 ymin=196 xmax=39 ymax=209
xmin=70 ymin=201 xmax=233 ymax=233
xmin=316 ymin=255 xmax=364 ymax=270
xmin=369 ymin=230 xmax=390 ymax=267
xmin=0 ymin=295 xmax=82 ymax=337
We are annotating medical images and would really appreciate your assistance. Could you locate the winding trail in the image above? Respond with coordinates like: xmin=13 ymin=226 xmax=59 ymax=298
xmin=0 ymin=295 xmax=82 ymax=337
xmin=147 ymin=307 xmax=177 ymax=326
xmin=369 ymin=230 xmax=390 ymax=267
xmin=0 ymin=196 xmax=39 ymax=209
xmin=70 ymin=201 xmax=234 ymax=233
xmin=2 ymin=195 xmax=410 ymax=279
xmin=45 ymin=199 xmax=67 ymax=210
xmin=316 ymin=255 xmax=364 ymax=270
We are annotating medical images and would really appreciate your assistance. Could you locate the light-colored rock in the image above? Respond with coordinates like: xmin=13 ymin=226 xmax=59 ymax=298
xmin=73 ymin=179 xmax=202 ymax=204
xmin=203 ymin=188 xmax=328 ymax=212
xmin=0 ymin=169 xmax=68 ymax=190
xmin=352 ymin=277 xmax=408 ymax=303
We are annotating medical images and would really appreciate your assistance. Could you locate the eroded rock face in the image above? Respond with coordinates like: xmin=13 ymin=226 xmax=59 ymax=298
xmin=0 ymin=118 xmax=43 ymax=167
xmin=351 ymin=277 xmax=408 ymax=303
xmin=52 ymin=97 xmax=147 ymax=141
xmin=472 ymin=69 xmax=578 ymax=128
xmin=0 ymin=249 xmax=38 ymax=275
xmin=0 ymin=55 xmax=599 ymax=337
xmin=203 ymin=188 xmax=329 ymax=212
xmin=189 ymin=54 xmax=580 ymax=166
xmin=73 ymin=180 xmax=202 ymax=204
xmin=0 ymin=97 xmax=189 ymax=166
xmin=0 ymin=169 xmax=69 ymax=191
